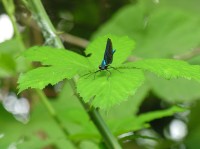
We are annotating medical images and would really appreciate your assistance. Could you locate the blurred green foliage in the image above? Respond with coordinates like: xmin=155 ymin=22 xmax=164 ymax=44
xmin=1 ymin=0 xmax=200 ymax=149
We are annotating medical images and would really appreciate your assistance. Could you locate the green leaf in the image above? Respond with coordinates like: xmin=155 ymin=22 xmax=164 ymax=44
xmin=18 ymin=46 xmax=90 ymax=92
xmin=101 ymin=82 xmax=150 ymax=119
xmin=136 ymin=105 xmax=185 ymax=124
xmin=99 ymin=83 xmax=150 ymax=134
xmin=124 ymin=59 xmax=200 ymax=81
xmin=22 ymin=46 xmax=90 ymax=68
xmin=86 ymin=34 xmax=135 ymax=69
xmin=18 ymin=67 xmax=73 ymax=92
xmin=77 ymin=69 xmax=145 ymax=109
xmin=112 ymin=105 xmax=185 ymax=135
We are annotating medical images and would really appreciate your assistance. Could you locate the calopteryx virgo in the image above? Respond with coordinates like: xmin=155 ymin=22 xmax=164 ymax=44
xmin=99 ymin=38 xmax=116 ymax=70
xmin=82 ymin=38 xmax=117 ymax=79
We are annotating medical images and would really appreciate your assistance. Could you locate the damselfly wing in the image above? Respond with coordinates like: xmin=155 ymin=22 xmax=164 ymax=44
xmin=99 ymin=38 xmax=116 ymax=70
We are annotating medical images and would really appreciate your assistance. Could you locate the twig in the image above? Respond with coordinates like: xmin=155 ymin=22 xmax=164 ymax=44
xmin=14 ymin=12 xmax=89 ymax=48
xmin=173 ymin=47 xmax=200 ymax=60
xmin=60 ymin=33 xmax=89 ymax=48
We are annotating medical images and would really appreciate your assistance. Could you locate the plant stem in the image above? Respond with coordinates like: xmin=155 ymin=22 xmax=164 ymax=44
xmin=88 ymin=108 xmax=122 ymax=149
xmin=22 ymin=0 xmax=64 ymax=48
xmin=70 ymin=81 xmax=122 ymax=149
xmin=23 ymin=0 xmax=122 ymax=148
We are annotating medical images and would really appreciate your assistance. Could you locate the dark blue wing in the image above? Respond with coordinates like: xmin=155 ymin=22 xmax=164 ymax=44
xmin=104 ymin=38 xmax=115 ymax=65
xmin=99 ymin=38 xmax=116 ymax=70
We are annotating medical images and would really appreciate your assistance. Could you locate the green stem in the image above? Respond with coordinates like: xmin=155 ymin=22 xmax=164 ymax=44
xmin=22 ymin=0 xmax=63 ymax=48
xmin=89 ymin=108 xmax=122 ymax=149
xmin=24 ymin=0 xmax=122 ymax=148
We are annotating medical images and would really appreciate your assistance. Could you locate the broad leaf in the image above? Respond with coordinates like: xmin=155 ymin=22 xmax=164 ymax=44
xmin=77 ymin=69 xmax=145 ymax=109
xmin=18 ymin=46 xmax=90 ymax=92
xmin=124 ymin=59 xmax=200 ymax=81
xmin=101 ymin=83 xmax=150 ymax=119
xmin=22 ymin=46 xmax=90 ymax=68
xmin=86 ymin=34 xmax=135 ymax=69
xmin=18 ymin=67 xmax=75 ymax=92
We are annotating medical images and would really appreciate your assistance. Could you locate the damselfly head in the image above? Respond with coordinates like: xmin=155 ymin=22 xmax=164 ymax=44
xmin=99 ymin=65 xmax=108 ymax=70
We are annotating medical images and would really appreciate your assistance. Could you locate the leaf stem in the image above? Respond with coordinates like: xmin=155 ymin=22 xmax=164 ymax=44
xmin=23 ymin=0 xmax=122 ymax=148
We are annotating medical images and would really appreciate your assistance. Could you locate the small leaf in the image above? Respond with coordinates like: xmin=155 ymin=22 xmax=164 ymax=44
xmin=124 ymin=59 xmax=200 ymax=81
xmin=18 ymin=46 xmax=90 ymax=92
xmin=113 ymin=105 xmax=185 ymax=135
xmin=77 ymin=69 xmax=145 ymax=109
xmin=137 ymin=105 xmax=186 ymax=123
xmin=86 ymin=34 xmax=135 ymax=68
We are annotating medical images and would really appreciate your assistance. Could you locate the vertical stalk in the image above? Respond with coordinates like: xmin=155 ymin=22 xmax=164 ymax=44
xmin=22 ymin=0 xmax=122 ymax=148
xmin=89 ymin=108 xmax=122 ymax=149
xmin=22 ymin=0 xmax=63 ymax=48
